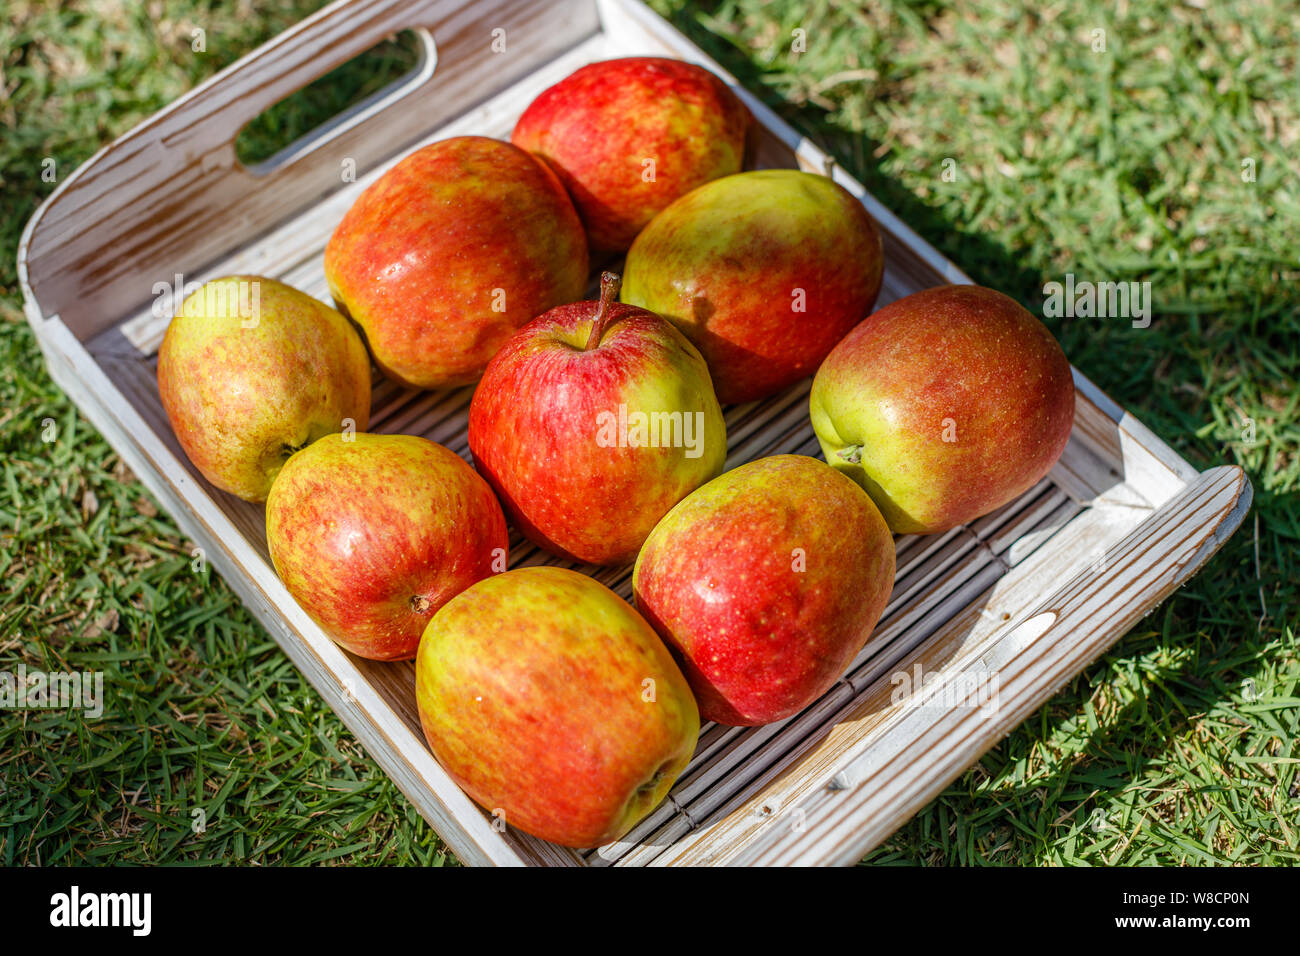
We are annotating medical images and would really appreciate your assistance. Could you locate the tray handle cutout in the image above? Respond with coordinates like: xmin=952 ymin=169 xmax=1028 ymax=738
xmin=20 ymin=0 xmax=600 ymax=344
xmin=235 ymin=28 xmax=437 ymax=176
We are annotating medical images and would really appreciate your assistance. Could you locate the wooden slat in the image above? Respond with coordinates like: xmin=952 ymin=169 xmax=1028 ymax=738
xmin=1069 ymin=370 xmax=1198 ymax=508
xmin=587 ymin=484 xmax=1091 ymax=865
xmin=597 ymin=489 xmax=1126 ymax=865
xmin=671 ymin=467 xmax=1250 ymax=866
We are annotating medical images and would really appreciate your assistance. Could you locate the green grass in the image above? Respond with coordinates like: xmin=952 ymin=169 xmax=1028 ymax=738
xmin=234 ymin=30 xmax=423 ymax=167
xmin=1 ymin=0 xmax=453 ymax=866
xmin=2 ymin=0 xmax=1297 ymax=866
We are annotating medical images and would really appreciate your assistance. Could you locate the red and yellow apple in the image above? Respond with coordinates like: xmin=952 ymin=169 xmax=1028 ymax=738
xmin=468 ymin=273 xmax=726 ymax=566
xmin=633 ymin=454 xmax=895 ymax=726
xmin=621 ymin=169 xmax=884 ymax=404
xmin=324 ymin=135 xmax=588 ymax=389
xmin=415 ymin=566 xmax=700 ymax=847
xmin=512 ymin=57 xmax=752 ymax=252
xmin=265 ymin=433 xmax=507 ymax=661
xmin=810 ymin=284 xmax=1076 ymax=534
xmin=157 ymin=275 xmax=371 ymax=503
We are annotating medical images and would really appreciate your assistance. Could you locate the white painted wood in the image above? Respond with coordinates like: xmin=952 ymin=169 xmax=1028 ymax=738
xmin=617 ymin=488 xmax=1141 ymax=865
xmin=1070 ymin=369 xmax=1198 ymax=507
xmin=724 ymin=466 xmax=1251 ymax=866
xmin=17 ymin=0 xmax=1250 ymax=866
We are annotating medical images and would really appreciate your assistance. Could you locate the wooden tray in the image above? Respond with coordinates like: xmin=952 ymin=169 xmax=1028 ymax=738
xmin=17 ymin=0 xmax=1252 ymax=866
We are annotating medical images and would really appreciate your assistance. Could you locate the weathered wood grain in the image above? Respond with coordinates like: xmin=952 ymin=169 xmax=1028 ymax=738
xmin=723 ymin=466 xmax=1251 ymax=867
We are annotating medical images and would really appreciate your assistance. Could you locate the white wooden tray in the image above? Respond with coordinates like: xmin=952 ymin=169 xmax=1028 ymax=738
xmin=17 ymin=0 xmax=1251 ymax=866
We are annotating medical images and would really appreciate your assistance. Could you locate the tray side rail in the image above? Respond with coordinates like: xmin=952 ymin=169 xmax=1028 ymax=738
xmin=18 ymin=0 xmax=600 ymax=345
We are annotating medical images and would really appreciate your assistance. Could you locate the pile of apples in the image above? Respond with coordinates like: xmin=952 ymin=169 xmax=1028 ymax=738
xmin=157 ymin=58 xmax=1075 ymax=848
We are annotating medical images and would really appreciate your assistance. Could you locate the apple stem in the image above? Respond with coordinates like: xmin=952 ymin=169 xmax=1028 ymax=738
xmin=584 ymin=271 xmax=623 ymax=351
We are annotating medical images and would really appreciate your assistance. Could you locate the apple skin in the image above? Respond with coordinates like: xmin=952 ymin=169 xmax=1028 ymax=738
xmin=511 ymin=57 xmax=752 ymax=252
xmin=157 ymin=275 xmax=371 ymax=503
xmin=323 ymin=136 xmax=588 ymax=390
xmin=621 ymin=169 xmax=883 ymax=404
xmin=810 ymin=284 xmax=1076 ymax=535
xmin=265 ymin=433 xmax=508 ymax=661
xmin=415 ymin=566 xmax=700 ymax=848
xmin=633 ymin=454 xmax=895 ymax=726
xmin=468 ymin=278 xmax=726 ymax=566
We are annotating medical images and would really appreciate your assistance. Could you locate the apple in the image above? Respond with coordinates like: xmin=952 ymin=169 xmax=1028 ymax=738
xmin=415 ymin=566 xmax=699 ymax=848
xmin=265 ymin=433 xmax=508 ymax=661
xmin=810 ymin=284 xmax=1076 ymax=534
xmin=620 ymin=169 xmax=884 ymax=404
xmin=323 ymin=135 xmax=588 ymax=390
xmin=468 ymin=272 xmax=726 ymax=566
xmin=511 ymin=57 xmax=752 ymax=252
xmin=157 ymin=275 xmax=371 ymax=503
xmin=633 ymin=454 xmax=895 ymax=726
